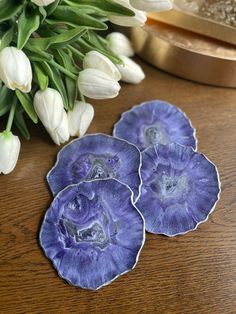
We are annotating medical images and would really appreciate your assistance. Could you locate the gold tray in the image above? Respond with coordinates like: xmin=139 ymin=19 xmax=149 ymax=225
xmin=148 ymin=7 xmax=236 ymax=46
xmin=127 ymin=19 xmax=236 ymax=88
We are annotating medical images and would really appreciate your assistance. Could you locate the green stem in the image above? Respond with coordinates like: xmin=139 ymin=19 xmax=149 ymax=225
xmin=79 ymin=91 xmax=85 ymax=102
xmin=76 ymin=37 xmax=121 ymax=64
xmin=49 ymin=59 xmax=78 ymax=80
xmin=6 ymin=96 xmax=17 ymax=132
xmin=96 ymin=34 xmax=108 ymax=46
xmin=76 ymin=37 xmax=91 ymax=52
xmin=68 ymin=45 xmax=84 ymax=62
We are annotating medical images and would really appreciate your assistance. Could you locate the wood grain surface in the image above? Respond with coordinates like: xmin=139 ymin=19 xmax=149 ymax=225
xmin=0 ymin=60 xmax=236 ymax=314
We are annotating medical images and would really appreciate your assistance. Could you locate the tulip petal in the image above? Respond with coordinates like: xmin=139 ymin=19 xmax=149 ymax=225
xmin=77 ymin=69 xmax=121 ymax=100
xmin=0 ymin=47 xmax=32 ymax=93
xmin=108 ymin=0 xmax=147 ymax=27
xmin=116 ymin=56 xmax=145 ymax=84
xmin=83 ymin=51 xmax=121 ymax=81
xmin=68 ymin=101 xmax=94 ymax=137
xmin=33 ymin=88 xmax=64 ymax=131
xmin=31 ymin=0 xmax=56 ymax=6
xmin=130 ymin=0 xmax=173 ymax=12
xmin=0 ymin=132 xmax=20 ymax=174
xmin=106 ymin=32 xmax=135 ymax=57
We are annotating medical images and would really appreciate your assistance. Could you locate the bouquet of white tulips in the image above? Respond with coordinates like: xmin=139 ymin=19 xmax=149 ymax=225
xmin=0 ymin=0 xmax=172 ymax=174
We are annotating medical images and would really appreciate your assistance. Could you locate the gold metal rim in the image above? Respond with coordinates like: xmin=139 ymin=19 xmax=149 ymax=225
xmin=127 ymin=20 xmax=236 ymax=88
xmin=148 ymin=10 xmax=236 ymax=47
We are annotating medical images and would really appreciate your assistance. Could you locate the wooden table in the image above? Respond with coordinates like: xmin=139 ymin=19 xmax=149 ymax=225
xmin=0 ymin=60 xmax=236 ymax=314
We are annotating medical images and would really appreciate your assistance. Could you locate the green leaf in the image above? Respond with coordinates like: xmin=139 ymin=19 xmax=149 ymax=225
xmin=64 ymin=0 xmax=134 ymax=15
xmin=17 ymin=7 xmax=40 ymax=49
xmin=28 ymin=26 xmax=87 ymax=50
xmin=14 ymin=106 xmax=30 ymax=140
xmin=0 ymin=86 xmax=14 ymax=117
xmin=47 ymin=0 xmax=61 ymax=16
xmin=65 ymin=76 xmax=77 ymax=110
xmin=86 ymin=30 xmax=108 ymax=51
xmin=54 ymin=49 xmax=78 ymax=110
xmin=67 ymin=45 xmax=84 ymax=63
xmin=15 ymin=90 xmax=38 ymax=123
xmin=0 ymin=25 xmax=14 ymax=50
xmin=0 ymin=0 xmax=24 ymax=23
xmin=47 ymin=5 xmax=107 ymax=30
xmin=25 ymin=43 xmax=53 ymax=61
xmin=33 ymin=62 xmax=49 ymax=90
xmin=39 ymin=7 xmax=47 ymax=22
xmin=54 ymin=49 xmax=79 ymax=75
xmin=40 ymin=61 xmax=69 ymax=109
xmin=77 ymin=37 xmax=122 ymax=64
xmin=62 ymin=1 xmax=105 ymax=15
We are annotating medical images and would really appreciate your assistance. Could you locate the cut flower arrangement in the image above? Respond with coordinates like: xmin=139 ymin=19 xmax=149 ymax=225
xmin=0 ymin=0 xmax=173 ymax=175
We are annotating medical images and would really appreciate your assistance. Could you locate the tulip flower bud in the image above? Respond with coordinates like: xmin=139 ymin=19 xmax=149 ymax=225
xmin=108 ymin=0 xmax=147 ymax=27
xmin=34 ymin=88 xmax=64 ymax=130
xmin=0 ymin=131 xmax=20 ymax=175
xmin=31 ymin=0 xmax=56 ymax=6
xmin=106 ymin=32 xmax=135 ymax=57
xmin=130 ymin=0 xmax=173 ymax=12
xmin=33 ymin=88 xmax=69 ymax=145
xmin=68 ymin=101 xmax=94 ymax=137
xmin=83 ymin=51 xmax=121 ymax=81
xmin=48 ymin=111 xmax=70 ymax=145
xmin=77 ymin=69 xmax=121 ymax=99
xmin=0 ymin=47 xmax=32 ymax=93
xmin=116 ymin=56 xmax=145 ymax=84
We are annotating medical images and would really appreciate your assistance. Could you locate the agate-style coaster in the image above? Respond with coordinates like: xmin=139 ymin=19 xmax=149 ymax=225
xmin=136 ymin=143 xmax=221 ymax=236
xmin=113 ymin=100 xmax=197 ymax=151
xmin=40 ymin=179 xmax=145 ymax=290
xmin=47 ymin=134 xmax=142 ymax=202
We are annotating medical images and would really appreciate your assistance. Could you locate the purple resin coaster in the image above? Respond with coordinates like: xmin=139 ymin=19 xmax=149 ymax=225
xmin=47 ymin=134 xmax=142 ymax=202
xmin=113 ymin=100 xmax=197 ymax=151
xmin=40 ymin=179 xmax=145 ymax=290
xmin=136 ymin=143 xmax=221 ymax=236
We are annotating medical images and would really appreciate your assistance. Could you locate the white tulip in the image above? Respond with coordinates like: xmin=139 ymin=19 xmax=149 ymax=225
xmin=31 ymin=0 xmax=56 ymax=6
xmin=106 ymin=32 xmax=135 ymax=57
xmin=0 ymin=47 xmax=32 ymax=93
xmin=77 ymin=69 xmax=121 ymax=99
xmin=48 ymin=111 xmax=70 ymax=145
xmin=83 ymin=51 xmax=121 ymax=81
xmin=33 ymin=88 xmax=69 ymax=145
xmin=130 ymin=0 xmax=173 ymax=12
xmin=34 ymin=88 xmax=64 ymax=130
xmin=0 ymin=131 xmax=20 ymax=175
xmin=108 ymin=0 xmax=147 ymax=27
xmin=116 ymin=55 xmax=145 ymax=84
xmin=68 ymin=101 xmax=94 ymax=137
